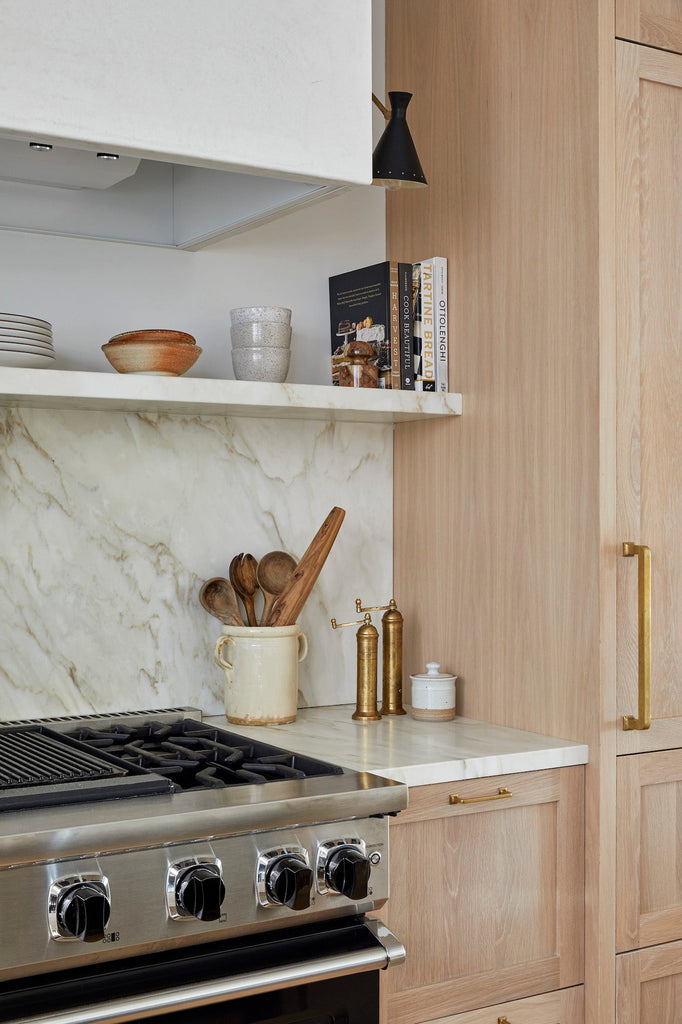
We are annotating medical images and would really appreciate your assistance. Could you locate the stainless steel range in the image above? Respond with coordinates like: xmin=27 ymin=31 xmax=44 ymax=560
xmin=0 ymin=708 xmax=407 ymax=1024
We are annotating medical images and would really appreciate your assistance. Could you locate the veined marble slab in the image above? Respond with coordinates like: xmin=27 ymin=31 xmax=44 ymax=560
xmin=0 ymin=407 xmax=392 ymax=718
xmin=0 ymin=368 xmax=462 ymax=423
xmin=207 ymin=706 xmax=589 ymax=787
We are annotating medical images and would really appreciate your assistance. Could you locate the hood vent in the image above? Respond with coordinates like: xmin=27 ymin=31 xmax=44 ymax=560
xmin=0 ymin=135 xmax=140 ymax=189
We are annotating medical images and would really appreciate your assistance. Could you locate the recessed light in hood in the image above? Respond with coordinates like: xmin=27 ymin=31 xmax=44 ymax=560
xmin=0 ymin=136 xmax=140 ymax=190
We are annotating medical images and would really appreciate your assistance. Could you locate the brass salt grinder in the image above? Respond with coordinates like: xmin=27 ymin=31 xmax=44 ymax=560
xmin=330 ymin=613 xmax=381 ymax=721
xmin=356 ymin=597 xmax=406 ymax=716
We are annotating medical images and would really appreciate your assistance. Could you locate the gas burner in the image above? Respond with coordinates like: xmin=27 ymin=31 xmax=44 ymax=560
xmin=65 ymin=719 xmax=344 ymax=794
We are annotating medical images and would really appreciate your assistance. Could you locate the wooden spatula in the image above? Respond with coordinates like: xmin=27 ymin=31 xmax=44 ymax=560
xmin=267 ymin=507 xmax=346 ymax=627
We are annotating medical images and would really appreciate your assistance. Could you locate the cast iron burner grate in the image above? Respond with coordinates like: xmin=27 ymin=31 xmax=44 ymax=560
xmin=65 ymin=718 xmax=344 ymax=793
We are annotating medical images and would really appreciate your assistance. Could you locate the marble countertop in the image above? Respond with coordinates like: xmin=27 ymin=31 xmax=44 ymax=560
xmin=205 ymin=706 xmax=588 ymax=787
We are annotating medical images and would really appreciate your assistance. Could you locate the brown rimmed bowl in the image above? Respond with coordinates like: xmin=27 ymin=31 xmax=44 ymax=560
xmin=102 ymin=340 xmax=202 ymax=376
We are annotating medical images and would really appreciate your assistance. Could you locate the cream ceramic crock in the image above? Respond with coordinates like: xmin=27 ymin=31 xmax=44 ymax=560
xmin=214 ymin=624 xmax=308 ymax=725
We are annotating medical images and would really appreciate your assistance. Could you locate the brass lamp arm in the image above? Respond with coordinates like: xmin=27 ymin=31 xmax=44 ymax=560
xmin=372 ymin=93 xmax=390 ymax=120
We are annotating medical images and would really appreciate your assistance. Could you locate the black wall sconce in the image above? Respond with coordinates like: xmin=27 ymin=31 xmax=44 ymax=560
xmin=371 ymin=91 xmax=427 ymax=189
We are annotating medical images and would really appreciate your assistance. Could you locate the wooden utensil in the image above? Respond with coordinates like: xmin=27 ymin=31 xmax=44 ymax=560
xmin=230 ymin=552 xmax=259 ymax=627
xmin=257 ymin=550 xmax=297 ymax=625
xmin=199 ymin=577 xmax=245 ymax=627
xmin=267 ymin=507 xmax=346 ymax=627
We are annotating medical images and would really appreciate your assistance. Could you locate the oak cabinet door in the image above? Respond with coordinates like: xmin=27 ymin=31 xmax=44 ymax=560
xmin=617 ymin=940 xmax=682 ymax=1024
xmin=617 ymin=750 xmax=682 ymax=951
xmin=617 ymin=0 xmax=682 ymax=54
xmin=379 ymin=768 xmax=584 ymax=1024
xmin=617 ymin=43 xmax=682 ymax=754
xmin=437 ymin=986 xmax=584 ymax=1024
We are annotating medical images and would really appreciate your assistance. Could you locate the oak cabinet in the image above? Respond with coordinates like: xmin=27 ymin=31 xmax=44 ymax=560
xmin=617 ymin=0 xmax=682 ymax=54
xmin=617 ymin=940 xmax=682 ymax=1024
xmin=616 ymin=43 xmax=682 ymax=755
xmin=617 ymin=751 xmax=682 ymax=952
xmin=380 ymin=768 xmax=584 ymax=1024
xmin=386 ymin=3 xmax=682 ymax=1021
xmin=432 ymin=986 xmax=584 ymax=1024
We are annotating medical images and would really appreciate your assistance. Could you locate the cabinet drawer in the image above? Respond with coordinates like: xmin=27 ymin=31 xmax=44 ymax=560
xmin=617 ymin=939 xmax=682 ymax=1023
xmin=617 ymin=749 xmax=682 ymax=951
xmin=380 ymin=767 xmax=584 ymax=1024
xmin=617 ymin=0 xmax=682 ymax=55
xmin=428 ymin=985 xmax=584 ymax=1023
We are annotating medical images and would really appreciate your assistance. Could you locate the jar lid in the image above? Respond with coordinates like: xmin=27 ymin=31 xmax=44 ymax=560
xmin=410 ymin=662 xmax=456 ymax=683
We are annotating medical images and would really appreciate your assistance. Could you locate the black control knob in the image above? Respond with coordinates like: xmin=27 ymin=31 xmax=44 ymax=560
xmin=326 ymin=847 xmax=371 ymax=901
xmin=57 ymin=884 xmax=111 ymax=943
xmin=266 ymin=855 xmax=313 ymax=911
xmin=176 ymin=866 xmax=226 ymax=922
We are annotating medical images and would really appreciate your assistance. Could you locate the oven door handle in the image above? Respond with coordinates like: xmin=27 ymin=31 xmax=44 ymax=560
xmin=9 ymin=921 xmax=405 ymax=1024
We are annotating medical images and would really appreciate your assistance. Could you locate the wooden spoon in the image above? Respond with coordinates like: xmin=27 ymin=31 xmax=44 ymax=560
xmin=257 ymin=550 xmax=297 ymax=625
xmin=267 ymin=507 xmax=346 ymax=627
xmin=199 ymin=577 xmax=245 ymax=627
xmin=231 ymin=552 xmax=259 ymax=626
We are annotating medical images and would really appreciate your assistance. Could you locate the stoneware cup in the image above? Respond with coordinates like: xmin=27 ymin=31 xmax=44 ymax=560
xmin=230 ymin=306 xmax=292 ymax=326
xmin=230 ymin=321 xmax=292 ymax=349
xmin=232 ymin=345 xmax=290 ymax=382
xmin=214 ymin=624 xmax=308 ymax=725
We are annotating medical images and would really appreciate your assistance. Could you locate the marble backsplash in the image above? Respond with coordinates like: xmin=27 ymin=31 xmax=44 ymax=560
xmin=0 ymin=406 xmax=392 ymax=719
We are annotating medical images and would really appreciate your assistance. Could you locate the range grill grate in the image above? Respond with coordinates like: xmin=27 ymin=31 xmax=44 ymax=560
xmin=0 ymin=725 xmax=174 ymax=812
xmin=0 ymin=728 xmax=125 ymax=787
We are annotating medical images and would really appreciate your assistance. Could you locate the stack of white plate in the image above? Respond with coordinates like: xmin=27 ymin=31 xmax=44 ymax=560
xmin=0 ymin=313 xmax=55 ymax=368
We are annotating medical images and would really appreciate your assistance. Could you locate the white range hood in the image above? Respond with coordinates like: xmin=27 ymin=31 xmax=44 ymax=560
xmin=0 ymin=0 xmax=373 ymax=249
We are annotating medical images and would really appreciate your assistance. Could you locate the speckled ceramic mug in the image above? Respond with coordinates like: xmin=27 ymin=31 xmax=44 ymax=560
xmin=230 ymin=306 xmax=292 ymax=325
xmin=214 ymin=624 xmax=307 ymax=725
xmin=231 ymin=346 xmax=290 ymax=382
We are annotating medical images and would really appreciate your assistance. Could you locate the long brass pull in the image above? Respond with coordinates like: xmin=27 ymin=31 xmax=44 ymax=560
xmin=622 ymin=542 xmax=651 ymax=731
xmin=449 ymin=787 xmax=511 ymax=805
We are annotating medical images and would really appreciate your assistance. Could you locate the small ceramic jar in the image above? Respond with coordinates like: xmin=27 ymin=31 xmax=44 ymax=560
xmin=409 ymin=662 xmax=456 ymax=721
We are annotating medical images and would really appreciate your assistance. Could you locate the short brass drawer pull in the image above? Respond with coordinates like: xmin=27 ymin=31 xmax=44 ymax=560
xmin=449 ymin=787 xmax=512 ymax=805
xmin=497 ymin=1017 xmax=509 ymax=1024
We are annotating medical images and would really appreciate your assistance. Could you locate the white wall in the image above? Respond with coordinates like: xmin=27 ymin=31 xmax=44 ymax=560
xmin=0 ymin=184 xmax=384 ymax=383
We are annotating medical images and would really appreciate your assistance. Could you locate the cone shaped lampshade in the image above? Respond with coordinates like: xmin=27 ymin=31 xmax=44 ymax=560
xmin=372 ymin=91 xmax=427 ymax=189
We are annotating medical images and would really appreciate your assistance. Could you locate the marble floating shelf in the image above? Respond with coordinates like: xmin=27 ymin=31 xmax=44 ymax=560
xmin=0 ymin=367 xmax=463 ymax=423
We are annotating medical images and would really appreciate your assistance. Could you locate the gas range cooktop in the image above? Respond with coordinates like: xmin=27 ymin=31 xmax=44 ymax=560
xmin=0 ymin=714 xmax=343 ymax=813
xmin=0 ymin=708 xmax=407 ymax=985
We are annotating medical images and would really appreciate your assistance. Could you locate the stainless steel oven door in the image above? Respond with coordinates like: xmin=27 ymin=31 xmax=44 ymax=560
xmin=0 ymin=918 xmax=404 ymax=1024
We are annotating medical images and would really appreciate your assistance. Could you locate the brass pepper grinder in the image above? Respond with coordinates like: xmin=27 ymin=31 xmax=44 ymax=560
xmin=330 ymin=613 xmax=381 ymax=721
xmin=356 ymin=598 xmax=406 ymax=716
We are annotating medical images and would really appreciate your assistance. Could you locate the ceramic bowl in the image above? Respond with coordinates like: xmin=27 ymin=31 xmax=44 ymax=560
xmin=230 ymin=322 xmax=292 ymax=349
xmin=102 ymin=340 xmax=202 ymax=376
xmin=107 ymin=329 xmax=196 ymax=346
xmin=230 ymin=306 xmax=291 ymax=326
xmin=232 ymin=345 xmax=290 ymax=383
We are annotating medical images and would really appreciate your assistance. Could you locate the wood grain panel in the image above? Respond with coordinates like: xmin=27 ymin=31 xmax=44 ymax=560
xmin=388 ymin=0 xmax=600 ymax=749
xmin=617 ymin=0 xmax=682 ymax=53
xmin=380 ymin=767 xmax=583 ymax=1023
xmin=616 ymin=43 xmax=682 ymax=752
xmin=437 ymin=985 xmax=584 ymax=1024
xmin=617 ymin=750 xmax=682 ymax=951
xmin=617 ymin=940 xmax=682 ymax=1024
xmin=386 ymin=3 xmax=614 ymax=1023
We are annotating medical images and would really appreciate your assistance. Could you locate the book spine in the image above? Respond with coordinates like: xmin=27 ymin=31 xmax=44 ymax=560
xmin=434 ymin=257 xmax=448 ymax=392
xmin=389 ymin=261 xmax=401 ymax=390
xmin=399 ymin=262 xmax=415 ymax=389
xmin=412 ymin=262 xmax=422 ymax=390
xmin=418 ymin=258 xmax=436 ymax=392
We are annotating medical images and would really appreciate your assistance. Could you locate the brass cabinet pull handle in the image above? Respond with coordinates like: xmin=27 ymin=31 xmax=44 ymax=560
xmin=449 ymin=787 xmax=512 ymax=805
xmin=622 ymin=542 xmax=652 ymax=730
xmin=498 ymin=1017 xmax=510 ymax=1023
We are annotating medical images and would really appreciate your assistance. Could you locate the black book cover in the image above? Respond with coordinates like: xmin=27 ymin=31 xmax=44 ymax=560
xmin=329 ymin=261 xmax=399 ymax=388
